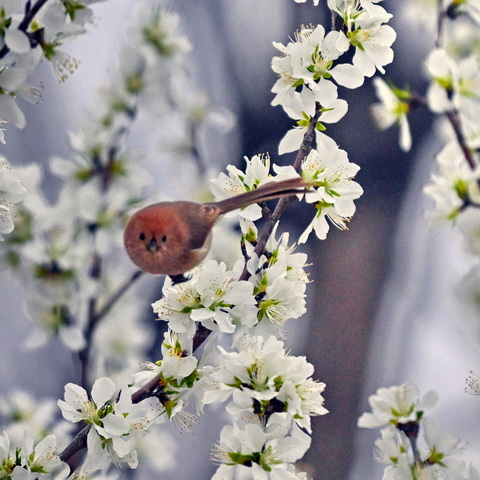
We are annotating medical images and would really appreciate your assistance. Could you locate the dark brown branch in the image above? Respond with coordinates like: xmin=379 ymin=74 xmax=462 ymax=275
xmin=239 ymin=102 xmax=322 ymax=281
xmin=78 ymin=253 xmax=102 ymax=389
xmin=444 ymin=110 xmax=477 ymax=171
xmin=19 ymin=0 xmax=50 ymax=31
xmin=59 ymin=425 xmax=90 ymax=463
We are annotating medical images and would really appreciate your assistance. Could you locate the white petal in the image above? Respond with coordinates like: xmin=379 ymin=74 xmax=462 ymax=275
xmin=298 ymin=219 xmax=314 ymax=244
xmin=101 ymin=414 xmax=130 ymax=437
xmin=5 ymin=28 xmax=31 ymax=53
xmin=57 ymin=400 xmax=84 ymax=423
xmin=63 ymin=383 xmax=88 ymax=410
xmin=59 ymin=325 xmax=86 ymax=351
xmin=330 ymin=64 xmax=364 ymax=89
xmin=353 ymin=49 xmax=376 ymax=77
xmin=312 ymin=77 xmax=338 ymax=106
xmin=0 ymin=95 xmax=26 ymax=128
xmin=320 ymin=99 xmax=348 ymax=123
xmin=278 ymin=128 xmax=306 ymax=155
xmin=322 ymin=31 xmax=349 ymax=60
xmin=83 ymin=429 xmax=109 ymax=472
xmin=0 ymin=213 xmax=14 ymax=235
xmin=399 ymin=116 xmax=412 ymax=152
xmin=91 ymin=377 xmax=116 ymax=406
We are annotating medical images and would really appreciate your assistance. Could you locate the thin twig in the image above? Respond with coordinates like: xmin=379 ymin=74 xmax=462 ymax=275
xmin=96 ymin=270 xmax=145 ymax=323
xmin=433 ymin=1 xmax=478 ymax=183
xmin=445 ymin=110 xmax=477 ymax=171
xmin=239 ymin=102 xmax=322 ymax=281
xmin=436 ymin=0 xmax=445 ymax=48
xmin=19 ymin=0 xmax=50 ymax=30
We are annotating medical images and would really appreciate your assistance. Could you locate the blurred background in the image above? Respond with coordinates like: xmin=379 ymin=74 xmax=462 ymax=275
xmin=1 ymin=1 xmax=480 ymax=479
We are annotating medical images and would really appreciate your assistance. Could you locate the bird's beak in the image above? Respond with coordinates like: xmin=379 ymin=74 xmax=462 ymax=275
xmin=146 ymin=237 xmax=159 ymax=253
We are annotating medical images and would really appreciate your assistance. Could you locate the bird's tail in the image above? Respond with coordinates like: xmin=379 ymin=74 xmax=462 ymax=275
xmin=212 ymin=177 xmax=313 ymax=214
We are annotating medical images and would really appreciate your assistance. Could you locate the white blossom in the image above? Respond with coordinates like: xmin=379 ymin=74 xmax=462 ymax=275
xmin=152 ymin=260 xmax=256 ymax=337
xmin=23 ymin=430 xmax=70 ymax=479
xmin=371 ymin=77 xmax=412 ymax=152
xmin=299 ymin=145 xmax=363 ymax=242
xmin=358 ymin=383 xmax=439 ymax=429
xmin=210 ymin=154 xmax=273 ymax=221
xmin=0 ymin=157 xmax=26 ymax=240
xmin=328 ymin=0 xmax=396 ymax=76
xmin=422 ymin=418 xmax=467 ymax=471
xmin=426 ymin=49 xmax=480 ymax=118
xmin=423 ymin=141 xmax=480 ymax=223
xmin=373 ymin=427 xmax=413 ymax=479
xmin=278 ymin=80 xmax=348 ymax=154
xmin=211 ymin=417 xmax=311 ymax=479
xmin=205 ymin=336 xmax=328 ymax=433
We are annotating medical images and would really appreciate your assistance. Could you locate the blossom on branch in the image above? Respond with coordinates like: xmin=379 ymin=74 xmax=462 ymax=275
xmin=299 ymin=145 xmax=363 ymax=242
xmin=423 ymin=141 xmax=480 ymax=223
xmin=211 ymin=416 xmax=311 ymax=480
xmin=152 ymin=260 xmax=256 ymax=337
xmin=58 ymin=378 xmax=164 ymax=474
xmin=371 ymin=77 xmax=412 ymax=152
xmin=204 ymin=335 xmax=328 ymax=434
xmin=210 ymin=154 xmax=274 ymax=221
xmin=357 ymin=382 xmax=439 ymax=429
xmin=0 ymin=429 xmax=69 ymax=480
xmin=328 ymin=0 xmax=396 ymax=77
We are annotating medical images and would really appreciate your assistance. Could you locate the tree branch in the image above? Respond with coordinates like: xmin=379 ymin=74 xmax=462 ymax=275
xmin=444 ymin=110 xmax=477 ymax=171
xmin=239 ymin=102 xmax=322 ymax=281
xmin=59 ymin=425 xmax=90 ymax=464
xmin=58 ymin=103 xmax=322 ymax=465
xmin=95 ymin=270 xmax=145 ymax=323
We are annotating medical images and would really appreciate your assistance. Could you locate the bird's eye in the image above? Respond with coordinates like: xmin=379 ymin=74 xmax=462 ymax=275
xmin=139 ymin=232 xmax=146 ymax=241
xmin=161 ymin=235 xmax=167 ymax=242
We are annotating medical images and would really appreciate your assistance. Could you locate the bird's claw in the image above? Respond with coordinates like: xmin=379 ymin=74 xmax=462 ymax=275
xmin=168 ymin=273 xmax=191 ymax=285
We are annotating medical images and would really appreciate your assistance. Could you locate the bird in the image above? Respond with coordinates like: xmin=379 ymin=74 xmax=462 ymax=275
xmin=124 ymin=176 xmax=311 ymax=279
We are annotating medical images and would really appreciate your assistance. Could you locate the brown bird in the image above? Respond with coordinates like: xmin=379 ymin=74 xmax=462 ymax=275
xmin=124 ymin=177 xmax=311 ymax=278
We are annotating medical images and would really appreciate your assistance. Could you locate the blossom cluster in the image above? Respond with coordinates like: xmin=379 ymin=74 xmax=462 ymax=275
xmin=152 ymin=230 xmax=309 ymax=340
xmin=0 ymin=5 xmax=196 ymax=363
xmin=351 ymin=1 xmax=480 ymax=476
xmin=0 ymin=389 xmax=74 ymax=479
xmin=205 ymin=336 xmax=327 ymax=478
xmin=370 ymin=0 xmax=480 ymax=154
xmin=0 ymin=429 xmax=69 ymax=480
xmin=0 ymin=0 xmax=103 ymax=137
xmin=272 ymin=0 xmax=395 ymax=154
xmin=358 ymin=383 xmax=480 ymax=480
xmin=57 ymin=377 xmax=173 ymax=475
xmin=405 ymin=0 xmax=480 ymax=349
